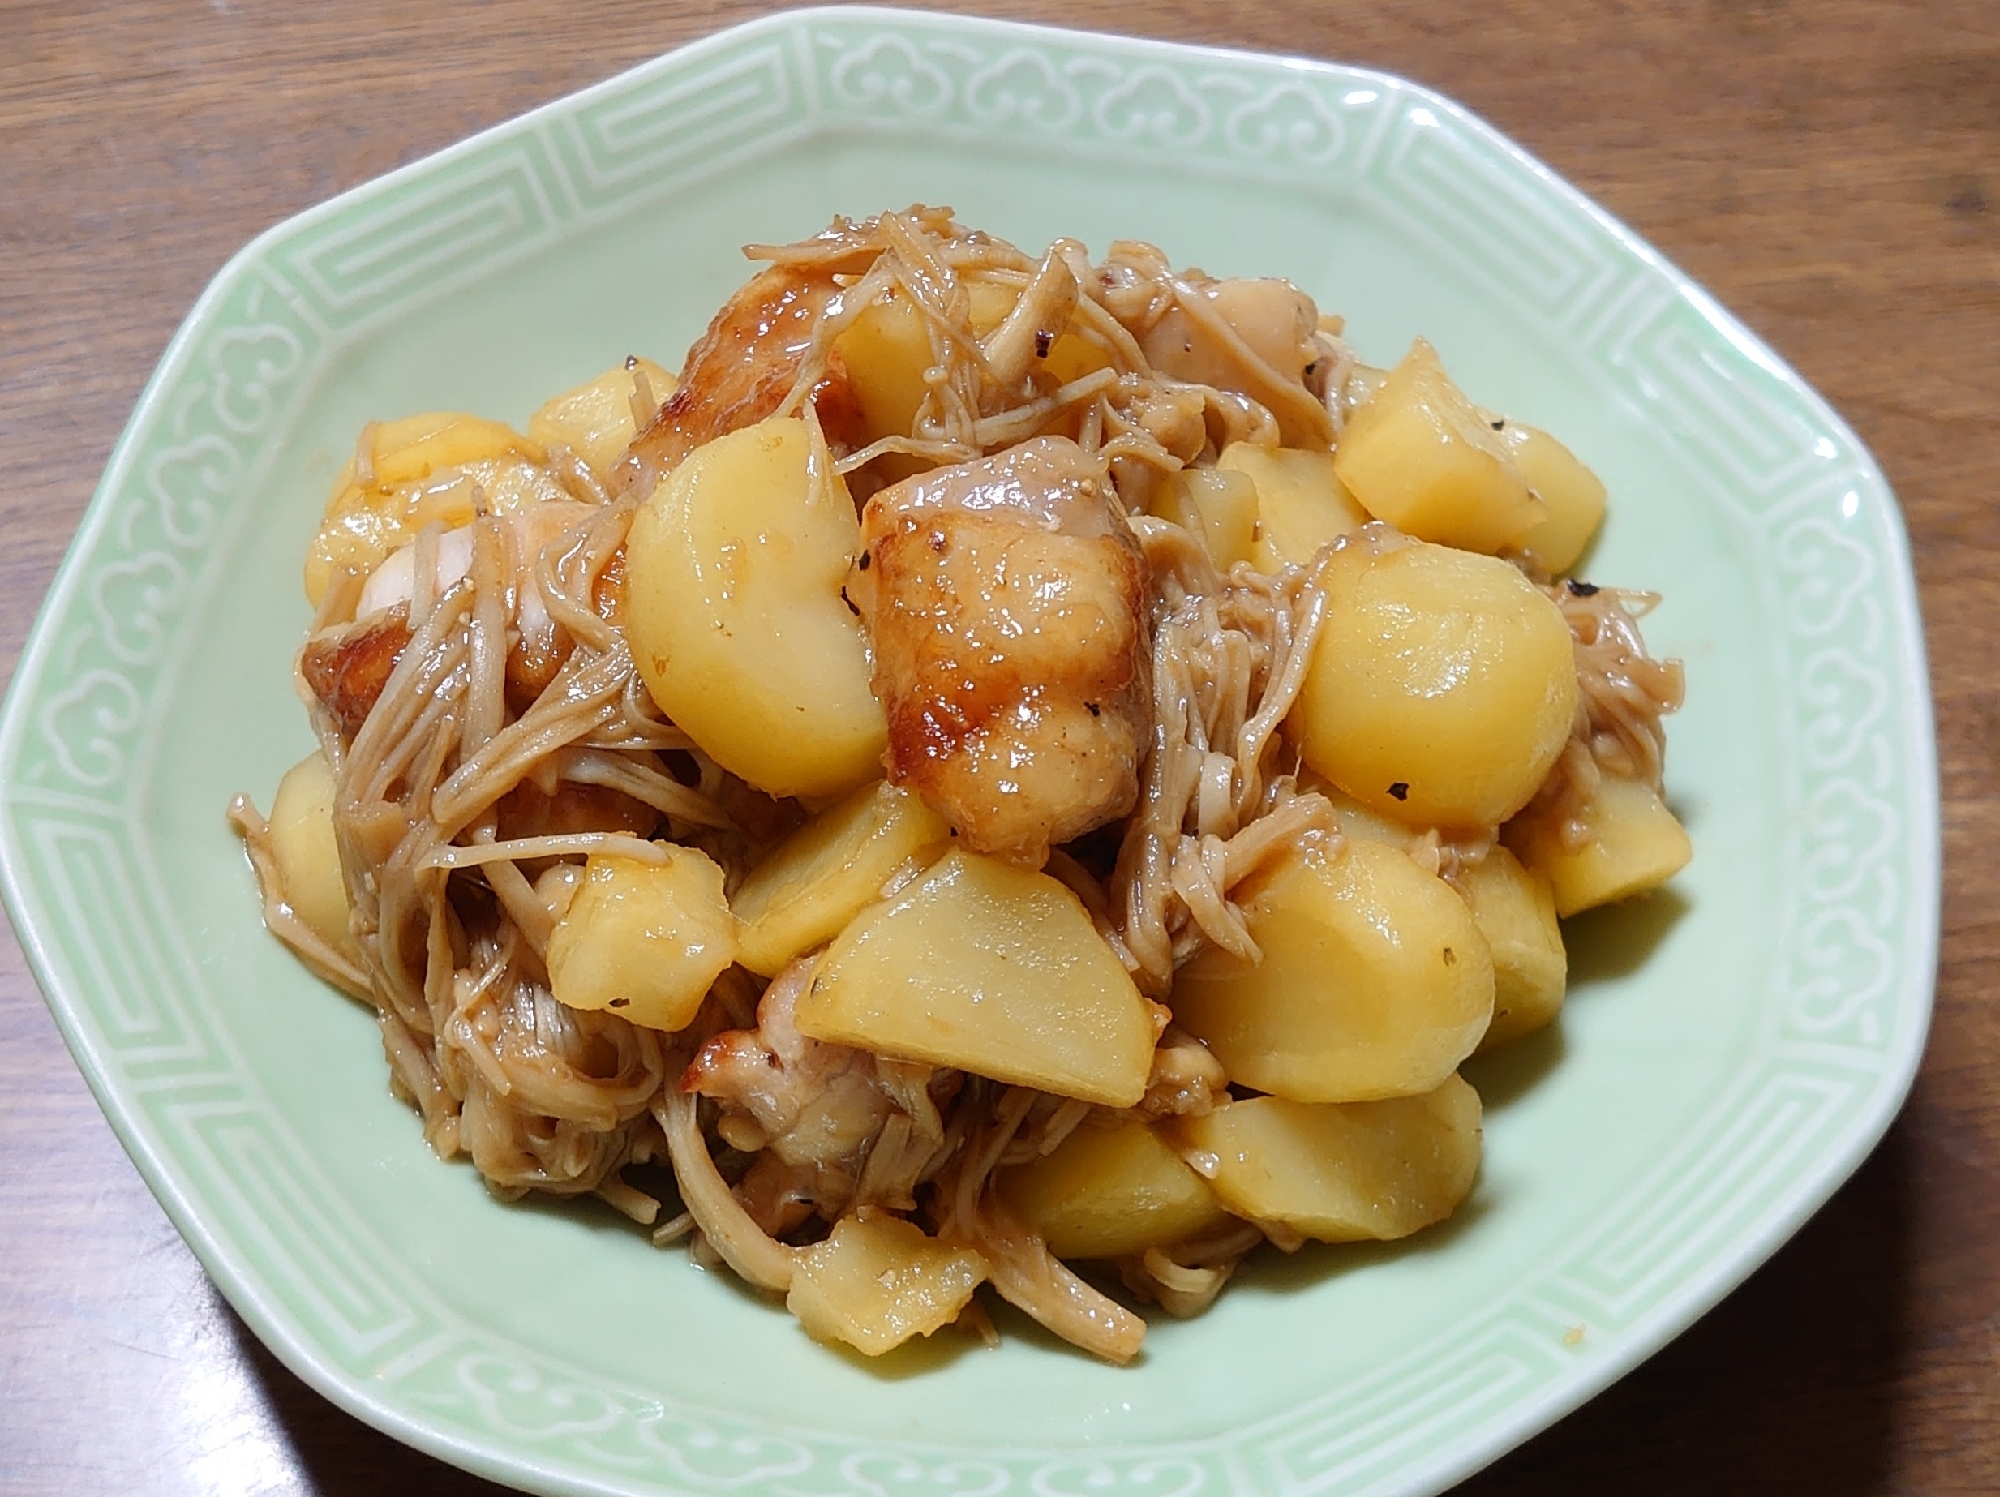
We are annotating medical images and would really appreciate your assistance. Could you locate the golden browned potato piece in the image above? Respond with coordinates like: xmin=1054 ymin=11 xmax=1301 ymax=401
xmin=266 ymin=750 xmax=356 ymax=962
xmin=1148 ymin=467 xmax=1259 ymax=571
xmin=625 ymin=415 xmax=888 ymax=800
xmin=1292 ymin=538 xmax=1578 ymax=829
xmin=794 ymin=849 xmax=1160 ymax=1108
xmin=1458 ymin=846 xmax=1567 ymax=1051
xmin=830 ymin=281 xmax=1014 ymax=449
xmin=786 ymin=1210 xmax=988 ymax=1356
xmin=731 ymin=781 xmax=953 ymax=977
xmin=544 ymin=847 xmax=737 ymax=1033
xmin=528 ymin=357 xmax=677 ymax=480
xmin=304 ymin=412 xmax=554 ymax=609
xmin=1333 ymin=338 xmax=1544 ymax=555
xmin=1214 ymin=442 xmax=1368 ymax=571
xmin=996 ymin=1117 xmax=1230 ymax=1259
xmin=1500 ymin=421 xmax=1607 ymax=576
xmin=1170 ymin=837 xmax=1493 ymax=1102
xmin=1170 ymin=1077 xmax=1482 ymax=1242
xmin=1505 ymin=774 xmax=1692 ymax=918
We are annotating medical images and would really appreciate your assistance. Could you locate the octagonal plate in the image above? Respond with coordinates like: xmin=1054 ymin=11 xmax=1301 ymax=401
xmin=0 ymin=8 xmax=1936 ymax=1495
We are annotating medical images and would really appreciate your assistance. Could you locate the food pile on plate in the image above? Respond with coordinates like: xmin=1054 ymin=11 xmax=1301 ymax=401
xmin=233 ymin=206 xmax=1686 ymax=1363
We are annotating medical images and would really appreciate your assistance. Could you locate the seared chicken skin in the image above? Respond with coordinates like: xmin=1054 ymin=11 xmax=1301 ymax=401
xmin=613 ymin=263 xmax=866 ymax=495
xmin=299 ymin=502 xmax=607 ymax=733
xmin=848 ymin=436 xmax=1150 ymax=867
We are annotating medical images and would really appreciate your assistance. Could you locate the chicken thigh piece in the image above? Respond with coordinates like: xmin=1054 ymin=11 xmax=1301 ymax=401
xmin=849 ymin=436 xmax=1151 ymax=867
xmin=612 ymin=262 xmax=865 ymax=496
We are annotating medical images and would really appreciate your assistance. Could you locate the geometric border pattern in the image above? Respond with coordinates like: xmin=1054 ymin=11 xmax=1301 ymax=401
xmin=0 ymin=9 xmax=1938 ymax=1497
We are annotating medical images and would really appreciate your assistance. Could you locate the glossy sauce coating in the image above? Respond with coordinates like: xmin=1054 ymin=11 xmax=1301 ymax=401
xmin=616 ymin=263 xmax=867 ymax=493
xmin=849 ymin=436 xmax=1150 ymax=867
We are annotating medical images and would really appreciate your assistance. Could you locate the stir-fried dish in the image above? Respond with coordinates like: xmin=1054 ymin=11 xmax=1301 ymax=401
xmin=233 ymin=207 xmax=1688 ymax=1364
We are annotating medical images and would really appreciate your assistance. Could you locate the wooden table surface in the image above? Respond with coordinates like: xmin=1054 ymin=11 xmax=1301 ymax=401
xmin=3 ymin=1 xmax=1996 ymax=1492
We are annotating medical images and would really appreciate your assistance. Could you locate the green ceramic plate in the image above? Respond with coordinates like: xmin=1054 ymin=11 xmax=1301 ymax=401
xmin=0 ymin=9 xmax=1937 ymax=1495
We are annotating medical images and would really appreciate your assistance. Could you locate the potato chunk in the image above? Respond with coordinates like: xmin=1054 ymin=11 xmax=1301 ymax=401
xmin=1457 ymin=847 xmax=1567 ymax=1050
xmin=1042 ymin=326 xmax=1115 ymax=386
xmin=1215 ymin=442 xmax=1369 ymax=571
xmin=527 ymin=357 xmax=677 ymax=480
xmin=786 ymin=1210 xmax=988 ymax=1356
xmin=834 ymin=284 xmax=1112 ymax=455
xmin=625 ymin=415 xmax=888 ymax=799
xmin=1301 ymin=773 xmax=1423 ymax=850
xmin=304 ymin=412 xmax=547 ymax=608
xmin=1150 ymin=467 xmax=1259 ymax=571
xmin=1171 ymin=838 xmax=1493 ymax=1102
xmin=1500 ymin=421 xmax=1606 ymax=576
xmin=1504 ymin=775 xmax=1692 ymax=918
xmin=1333 ymin=339 xmax=1544 ymax=554
xmin=544 ymin=847 xmax=737 ymax=1032
xmin=997 ymin=1117 xmax=1231 ymax=1259
xmin=732 ymin=780 xmax=953 ymax=977
xmin=1302 ymin=777 xmax=1570 ymax=1047
xmin=832 ymin=292 xmax=936 ymax=449
xmin=1291 ymin=539 xmax=1578 ymax=828
xmin=267 ymin=750 xmax=355 ymax=960
xmin=794 ymin=850 xmax=1158 ymax=1107
xmin=1171 ymin=1078 xmax=1482 ymax=1242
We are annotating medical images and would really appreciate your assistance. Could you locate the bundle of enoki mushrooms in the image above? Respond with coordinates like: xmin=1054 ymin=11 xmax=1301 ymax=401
xmin=233 ymin=207 xmax=1682 ymax=1364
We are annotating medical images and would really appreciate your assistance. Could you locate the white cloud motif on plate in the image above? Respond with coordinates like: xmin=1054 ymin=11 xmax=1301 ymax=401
xmin=1223 ymin=81 xmax=1346 ymax=165
xmin=449 ymin=1353 xmax=631 ymax=1440
xmin=1776 ymin=514 xmax=1878 ymax=636
xmin=1801 ymin=779 xmax=1901 ymax=905
xmin=38 ymin=669 xmax=144 ymax=789
xmin=1088 ymin=65 xmax=1210 ymax=149
xmin=1029 ymin=1458 xmax=1208 ymax=1497
xmin=826 ymin=34 xmax=954 ymax=117
xmin=1798 ymin=648 xmax=1890 ymax=773
xmin=838 ymin=1452 xmax=1013 ymax=1497
xmin=143 ymin=432 xmax=239 ymax=549
xmin=964 ymin=49 xmax=1082 ymax=131
xmin=208 ymin=318 xmax=304 ymax=435
xmin=88 ymin=553 xmax=184 ymax=667
xmin=630 ymin=1412 xmax=814 ymax=1488
xmin=1788 ymin=906 xmax=1895 ymax=1044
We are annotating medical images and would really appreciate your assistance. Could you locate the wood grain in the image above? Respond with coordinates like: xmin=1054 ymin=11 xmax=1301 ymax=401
xmin=3 ymin=1 xmax=1996 ymax=1492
